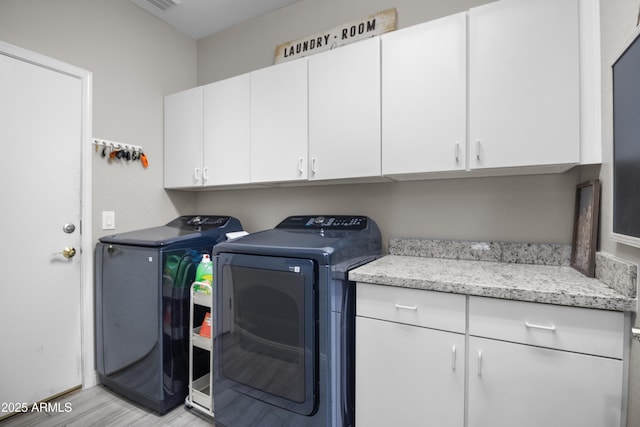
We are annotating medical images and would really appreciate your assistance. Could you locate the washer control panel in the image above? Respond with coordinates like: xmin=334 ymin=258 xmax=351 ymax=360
xmin=167 ymin=215 xmax=230 ymax=230
xmin=276 ymin=215 xmax=369 ymax=230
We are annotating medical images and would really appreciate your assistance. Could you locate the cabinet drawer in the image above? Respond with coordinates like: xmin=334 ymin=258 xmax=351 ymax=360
xmin=356 ymin=283 xmax=466 ymax=333
xmin=469 ymin=296 xmax=624 ymax=359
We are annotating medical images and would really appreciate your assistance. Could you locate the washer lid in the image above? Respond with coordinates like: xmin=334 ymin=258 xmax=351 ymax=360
xmin=99 ymin=215 xmax=236 ymax=247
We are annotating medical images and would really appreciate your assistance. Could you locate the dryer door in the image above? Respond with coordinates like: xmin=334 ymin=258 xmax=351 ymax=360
xmin=215 ymin=253 xmax=317 ymax=416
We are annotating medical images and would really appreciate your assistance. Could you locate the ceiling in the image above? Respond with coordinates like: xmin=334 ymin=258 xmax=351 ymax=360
xmin=130 ymin=0 xmax=303 ymax=40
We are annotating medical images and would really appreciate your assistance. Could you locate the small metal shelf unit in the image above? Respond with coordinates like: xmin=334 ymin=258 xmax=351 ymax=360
xmin=185 ymin=281 xmax=214 ymax=417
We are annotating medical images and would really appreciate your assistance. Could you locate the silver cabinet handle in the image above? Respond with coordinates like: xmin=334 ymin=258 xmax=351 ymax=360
xmin=452 ymin=345 xmax=457 ymax=371
xmin=475 ymin=139 xmax=481 ymax=161
xmin=477 ymin=350 xmax=483 ymax=377
xmin=525 ymin=321 xmax=557 ymax=332
xmin=311 ymin=157 xmax=317 ymax=174
xmin=298 ymin=157 xmax=304 ymax=174
xmin=203 ymin=167 xmax=209 ymax=182
xmin=194 ymin=167 xmax=201 ymax=183
xmin=455 ymin=142 xmax=460 ymax=163
xmin=394 ymin=303 xmax=417 ymax=311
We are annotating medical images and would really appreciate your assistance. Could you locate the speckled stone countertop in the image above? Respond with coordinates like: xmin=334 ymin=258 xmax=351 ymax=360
xmin=349 ymin=239 xmax=638 ymax=312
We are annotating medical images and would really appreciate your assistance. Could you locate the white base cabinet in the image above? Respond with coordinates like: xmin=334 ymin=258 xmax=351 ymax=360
xmin=355 ymin=284 xmax=466 ymax=427
xmin=468 ymin=337 xmax=623 ymax=427
xmin=355 ymin=285 xmax=628 ymax=427
xmin=356 ymin=317 xmax=464 ymax=427
xmin=467 ymin=295 xmax=625 ymax=427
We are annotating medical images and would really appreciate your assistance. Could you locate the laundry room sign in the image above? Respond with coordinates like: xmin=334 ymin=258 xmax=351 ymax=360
xmin=274 ymin=8 xmax=397 ymax=64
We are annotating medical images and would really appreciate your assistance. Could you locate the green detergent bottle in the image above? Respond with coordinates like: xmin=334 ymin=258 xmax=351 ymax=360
xmin=194 ymin=253 xmax=213 ymax=293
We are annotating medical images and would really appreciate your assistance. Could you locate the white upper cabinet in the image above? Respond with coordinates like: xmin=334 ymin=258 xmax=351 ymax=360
xmin=164 ymin=86 xmax=203 ymax=189
xmin=468 ymin=0 xmax=580 ymax=170
xmin=164 ymin=0 xmax=596 ymax=189
xmin=382 ymin=13 xmax=467 ymax=177
xmin=250 ymin=58 xmax=308 ymax=184
xmin=308 ymin=37 xmax=381 ymax=181
xmin=203 ymin=73 xmax=251 ymax=186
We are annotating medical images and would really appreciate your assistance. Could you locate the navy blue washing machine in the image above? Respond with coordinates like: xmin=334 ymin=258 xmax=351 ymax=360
xmin=212 ymin=215 xmax=381 ymax=427
xmin=95 ymin=215 xmax=243 ymax=414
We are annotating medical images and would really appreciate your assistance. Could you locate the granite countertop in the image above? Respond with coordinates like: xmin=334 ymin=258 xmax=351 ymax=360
xmin=348 ymin=239 xmax=638 ymax=312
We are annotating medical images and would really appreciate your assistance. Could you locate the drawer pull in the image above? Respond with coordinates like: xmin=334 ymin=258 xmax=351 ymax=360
xmin=395 ymin=304 xmax=418 ymax=311
xmin=525 ymin=321 xmax=556 ymax=332
xmin=452 ymin=345 xmax=457 ymax=371
xmin=477 ymin=350 xmax=483 ymax=376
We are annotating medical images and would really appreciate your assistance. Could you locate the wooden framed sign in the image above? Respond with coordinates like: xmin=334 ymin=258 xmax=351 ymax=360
xmin=571 ymin=179 xmax=601 ymax=277
xmin=274 ymin=8 xmax=397 ymax=64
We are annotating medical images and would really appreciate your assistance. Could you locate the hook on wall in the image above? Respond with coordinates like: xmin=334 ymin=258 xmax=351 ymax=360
xmin=93 ymin=138 xmax=143 ymax=154
xmin=92 ymin=138 xmax=148 ymax=168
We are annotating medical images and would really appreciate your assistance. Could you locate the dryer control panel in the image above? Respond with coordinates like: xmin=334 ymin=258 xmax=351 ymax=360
xmin=276 ymin=215 xmax=369 ymax=230
xmin=167 ymin=215 xmax=231 ymax=230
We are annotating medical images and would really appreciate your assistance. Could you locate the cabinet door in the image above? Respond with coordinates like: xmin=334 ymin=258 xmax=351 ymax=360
xmin=250 ymin=58 xmax=308 ymax=184
xmin=203 ymin=74 xmax=251 ymax=186
xmin=164 ymin=86 xmax=203 ymax=188
xmin=308 ymin=37 xmax=381 ymax=181
xmin=468 ymin=337 xmax=623 ymax=427
xmin=382 ymin=13 xmax=467 ymax=177
xmin=468 ymin=0 xmax=580 ymax=169
xmin=356 ymin=317 xmax=464 ymax=427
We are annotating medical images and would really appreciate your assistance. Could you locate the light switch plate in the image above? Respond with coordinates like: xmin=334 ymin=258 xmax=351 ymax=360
xmin=102 ymin=211 xmax=115 ymax=230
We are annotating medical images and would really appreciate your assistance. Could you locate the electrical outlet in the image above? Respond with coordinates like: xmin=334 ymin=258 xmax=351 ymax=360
xmin=102 ymin=211 xmax=115 ymax=230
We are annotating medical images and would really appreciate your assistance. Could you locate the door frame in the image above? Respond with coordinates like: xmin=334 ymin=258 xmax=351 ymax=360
xmin=0 ymin=41 xmax=95 ymax=389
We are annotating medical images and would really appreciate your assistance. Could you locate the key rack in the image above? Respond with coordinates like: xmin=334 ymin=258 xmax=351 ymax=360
xmin=93 ymin=138 xmax=143 ymax=153
xmin=93 ymin=138 xmax=148 ymax=168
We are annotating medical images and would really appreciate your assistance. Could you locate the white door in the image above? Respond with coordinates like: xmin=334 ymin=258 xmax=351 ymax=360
xmin=356 ymin=317 xmax=465 ymax=427
xmin=308 ymin=37 xmax=381 ymax=181
xmin=468 ymin=0 xmax=580 ymax=169
xmin=382 ymin=13 xmax=467 ymax=176
xmin=203 ymin=73 xmax=251 ymax=186
xmin=164 ymin=86 xmax=204 ymax=188
xmin=468 ymin=337 xmax=623 ymax=427
xmin=250 ymin=58 xmax=308 ymax=184
xmin=0 ymin=49 xmax=84 ymax=410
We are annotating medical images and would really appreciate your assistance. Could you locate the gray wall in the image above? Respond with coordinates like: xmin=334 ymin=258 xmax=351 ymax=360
xmin=0 ymin=0 xmax=198 ymax=242
xmin=195 ymin=0 xmax=597 ymax=248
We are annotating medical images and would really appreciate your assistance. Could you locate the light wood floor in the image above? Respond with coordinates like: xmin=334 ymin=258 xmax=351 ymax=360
xmin=0 ymin=385 xmax=213 ymax=426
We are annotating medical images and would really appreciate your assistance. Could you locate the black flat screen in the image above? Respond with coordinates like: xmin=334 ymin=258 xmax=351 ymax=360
xmin=613 ymin=31 xmax=640 ymax=240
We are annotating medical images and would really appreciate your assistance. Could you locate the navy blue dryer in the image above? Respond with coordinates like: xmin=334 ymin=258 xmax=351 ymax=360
xmin=95 ymin=215 xmax=243 ymax=414
xmin=212 ymin=215 xmax=381 ymax=427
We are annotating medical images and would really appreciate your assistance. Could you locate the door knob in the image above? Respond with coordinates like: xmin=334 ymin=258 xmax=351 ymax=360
xmin=56 ymin=247 xmax=77 ymax=259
